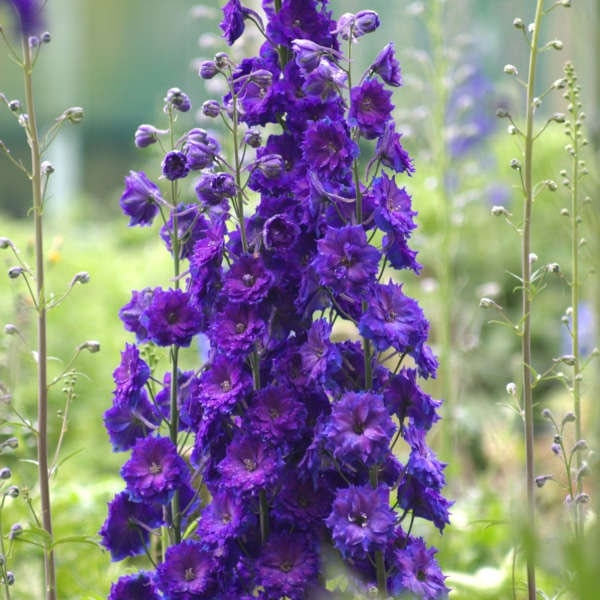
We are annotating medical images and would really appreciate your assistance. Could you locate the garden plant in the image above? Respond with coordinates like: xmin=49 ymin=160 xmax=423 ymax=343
xmin=0 ymin=0 xmax=597 ymax=599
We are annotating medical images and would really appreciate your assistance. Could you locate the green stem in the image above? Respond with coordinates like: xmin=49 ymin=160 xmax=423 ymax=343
xmin=22 ymin=37 xmax=57 ymax=600
xmin=521 ymin=3 xmax=545 ymax=597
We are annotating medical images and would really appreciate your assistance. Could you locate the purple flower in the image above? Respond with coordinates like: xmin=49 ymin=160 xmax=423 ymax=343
xmin=221 ymin=255 xmax=274 ymax=304
xmin=194 ymin=171 xmax=236 ymax=207
xmin=303 ymin=58 xmax=347 ymax=100
xmin=312 ymin=225 xmax=380 ymax=302
xmin=119 ymin=171 xmax=163 ymax=227
xmin=326 ymin=484 xmax=396 ymax=558
xmin=156 ymin=540 xmax=216 ymax=598
xmin=162 ymin=151 xmax=190 ymax=181
xmin=349 ymin=79 xmax=394 ymax=139
xmin=217 ymin=434 xmax=281 ymax=494
xmin=291 ymin=39 xmax=343 ymax=72
xmin=255 ymin=532 xmax=320 ymax=598
xmin=262 ymin=214 xmax=300 ymax=251
xmin=5 ymin=0 xmax=43 ymax=36
xmin=384 ymin=369 xmax=441 ymax=431
xmin=104 ymin=388 xmax=161 ymax=451
xmin=119 ymin=287 xmax=154 ymax=342
xmin=334 ymin=10 xmax=380 ymax=40
xmin=182 ymin=128 xmax=220 ymax=170
xmin=220 ymin=0 xmax=248 ymax=45
xmin=359 ymin=281 xmax=429 ymax=354
xmin=375 ymin=121 xmax=414 ymax=174
xmin=112 ymin=343 xmax=150 ymax=396
xmin=196 ymin=491 xmax=253 ymax=553
xmin=369 ymin=172 xmax=416 ymax=236
xmin=141 ymin=287 xmax=202 ymax=347
xmin=121 ymin=435 xmax=190 ymax=505
xmin=246 ymin=385 xmax=307 ymax=443
xmin=323 ymin=391 xmax=396 ymax=467
xmin=299 ymin=318 xmax=341 ymax=384
xmin=160 ymin=204 xmax=209 ymax=260
xmin=302 ymin=118 xmax=358 ymax=175
xmin=389 ymin=536 xmax=449 ymax=599
xmin=209 ymin=303 xmax=265 ymax=356
xmin=382 ymin=230 xmax=421 ymax=273
xmin=196 ymin=353 xmax=251 ymax=414
xmin=108 ymin=572 xmax=161 ymax=600
xmin=370 ymin=43 xmax=402 ymax=87
xmin=397 ymin=476 xmax=452 ymax=532
xmin=99 ymin=490 xmax=163 ymax=561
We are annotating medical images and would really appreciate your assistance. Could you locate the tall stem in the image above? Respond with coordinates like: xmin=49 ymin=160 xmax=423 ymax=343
xmin=521 ymin=2 xmax=544 ymax=597
xmin=22 ymin=38 xmax=57 ymax=600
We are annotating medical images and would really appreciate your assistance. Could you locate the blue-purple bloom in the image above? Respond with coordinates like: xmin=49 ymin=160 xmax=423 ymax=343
xmin=119 ymin=171 xmax=163 ymax=227
xmin=326 ymin=484 xmax=396 ymax=558
xmin=4 ymin=0 xmax=43 ymax=36
xmin=108 ymin=572 xmax=161 ymax=600
xmin=121 ymin=435 xmax=190 ymax=505
xmin=162 ymin=151 xmax=190 ymax=180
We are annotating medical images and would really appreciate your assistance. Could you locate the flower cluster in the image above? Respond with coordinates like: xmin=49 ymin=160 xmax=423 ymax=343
xmin=102 ymin=1 xmax=450 ymax=598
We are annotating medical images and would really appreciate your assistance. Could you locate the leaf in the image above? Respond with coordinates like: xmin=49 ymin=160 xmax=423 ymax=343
xmin=13 ymin=526 xmax=52 ymax=550
xmin=50 ymin=535 xmax=100 ymax=550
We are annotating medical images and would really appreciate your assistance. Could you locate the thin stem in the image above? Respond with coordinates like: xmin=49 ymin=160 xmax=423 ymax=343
xmin=521 ymin=2 xmax=545 ymax=598
xmin=566 ymin=64 xmax=584 ymax=540
xmin=22 ymin=36 xmax=57 ymax=600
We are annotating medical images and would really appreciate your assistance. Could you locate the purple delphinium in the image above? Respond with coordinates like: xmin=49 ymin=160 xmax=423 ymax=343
xmin=108 ymin=572 xmax=161 ymax=600
xmin=121 ymin=435 xmax=190 ymax=505
xmin=389 ymin=536 xmax=449 ymax=599
xmin=100 ymin=491 xmax=163 ymax=561
xmin=119 ymin=171 xmax=163 ymax=227
xmin=156 ymin=540 xmax=216 ymax=598
xmin=107 ymin=3 xmax=450 ymax=597
xmin=140 ymin=287 xmax=202 ymax=347
xmin=326 ymin=484 xmax=396 ymax=558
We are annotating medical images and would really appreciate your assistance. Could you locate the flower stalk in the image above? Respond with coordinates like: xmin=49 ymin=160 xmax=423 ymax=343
xmin=21 ymin=36 xmax=57 ymax=600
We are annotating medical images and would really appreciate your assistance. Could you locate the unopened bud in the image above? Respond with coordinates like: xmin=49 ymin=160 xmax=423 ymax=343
xmin=0 ymin=468 xmax=11 ymax=480
xmin=545 ymin=179 xmax=558 ymax=191
xmin=506 ymin=382 xmax=517 ymax=396
xmin=510 ymin=158 xmax=521 ymax=170
xmin=63 ymin=106 xmax=84 ymax=124
xmin=529 ymin=253 xmax=538 ymax=264
xmin=4 ymin=324 xmax=19 ymax=336
xmin=214 ymin=52 xmax=230 ymax=69
xmin=201 ymin=100 xmax=221 ymax=118
xmin=7 ymin=266 xmax=24 ymax=279
xmin=546 ymin=262 xmax=560 ymax=274
xmin=562 ymin=412 xmax=576 ymax=424
xmin=513 ymin=18 xmax=524 ymax=29
xmin=535 ymin=474 xmax=553 ymax=488
xmin=0 ymin=238 xmax=12 ymax=249
xmin=491 ymin=205 xmax=510 ymax=216
xmin=479 ymin=297 xmax=497 ymax=309
xmin=547 ymin=40 xmax=563 ymax=50
xmin=8 ymin=100 xmax=20 ymax=112
xmin=79 ymin=340 xmax=101 ymax=353
xmin=41 ymin=32 xmax=51 ymax=44
xmin=572 ymin=439 xmax=588 ymax=453
xmin=41 ymin=161 xmax=55 ymax=175
xmin=4 ymin=486 xmax=18 ymax=498
xmin=71 ymin=271 xmax=90 ymax=285
xmin=8 ymin=524 xmax=22 ymax=539
xmin=199 ymin=60 xmax=218 ymax=79
xmin=504 ymin=64 xmax=518 ymax=76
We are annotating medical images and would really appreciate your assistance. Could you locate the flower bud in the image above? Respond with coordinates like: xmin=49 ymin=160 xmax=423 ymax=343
xmin=41 ymin=31 xmax=51 ymax=43
xmin=513 ymin=18 xmax=524 ymax=29
xmin=541 ymin=408 xmax=553 ymax=419
xmin=561 ymin=412 xmax=576 ymax=425
xmin=199 ymin=60 xmax=218 ymax=79
xmin=506 ymin=382 xmax=517 ymax=396
xmin=551 ymin=443 xmax=561 ymax=455
xmin=244 ymin=128 xmax=262 ymax=148
xmin=4 ymin=486 xmax=18 ymax=498
xmin=0 ymin=467 xmax=11 ymax=480
xmin=479 ymin=297 xmax=498 ymax=309
xmin=8 ymin=266 xmax=24 ymax=279
xmin=8 ymin=524 xmax=21 ymax=539
xmin=4 ymin=572 xmax=14 ymax=586
xmin=547 ymin=39 xmax=563 ymax=50
xmin=63 ymin=106 xmax=84 ymax=124
xmin=72 ymin=271 xmax=90 ymax=285
xmin=201 ymin=100 xmax=221 ymax=118
xmin=529 ymin=252 xmax=538 ymax=264
xmin=354 ymin=10 xmax=380 ymax=36
xmin=79 ymin=340 xmax=101 ymax=353
xmin=8 ymin=100 xmax=20 ymax=112
xmin=0 ymin=238 xmax=12 ymax=249
xmin=165 ymin=87 xmax=191 ymax=113
xmin=1 ymin=438 xmax=18 ymax=450
xmin=41 ymin=161 xmax=55 ymax=175
xmin=545 ymin=179 xmax=558 ymax=191
xmin=255 ymin=154 xmax=284 ymax=179
xmin=496 ymin=107 xmax=510 ymax=118
xmin=546 ymin=262 xmax=560 ymax=274
xmin=491 ymin=205 xmax=510 ymax=217
xmin=134 ymin=124 xmax=161 ymax=148
xmin=214 ymin=52 xmax=230 ymax=69
xmin=510 ymin=158 xmax=521 ymax=170
xmin=571 ymin=439 xmax=588 ymax=453
xmin=503 ymin=64 xmax=518 ymax=76
xmin=535 ymin=474 xmax=553 ymax=488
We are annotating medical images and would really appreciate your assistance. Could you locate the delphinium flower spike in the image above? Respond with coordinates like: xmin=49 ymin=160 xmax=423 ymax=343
xmin=103 ymin=2 xmax=451 ymax=598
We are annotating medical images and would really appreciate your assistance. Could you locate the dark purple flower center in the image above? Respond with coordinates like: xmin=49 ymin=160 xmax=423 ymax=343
xmin=149 ymin=462 xmax=162 ymax=474
xmin=184 ymin=567 xmax=195 ymax=581
xmin=280 ymin=560 xmax=293 ymax=573
xmin=243 ymin=458 xmax=257 ymax=471
xmin=235 ymin=322 xmax=246 ymax=333
xmin=221 ymin=379 xmax=232 ymax=392
xmin=349 ymin=511 xmax=368 ymax=527
xmin=353 ymin=421 xmax=365 ymax=434
xmin=242 ymin=273 xmax=255 ymax=286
